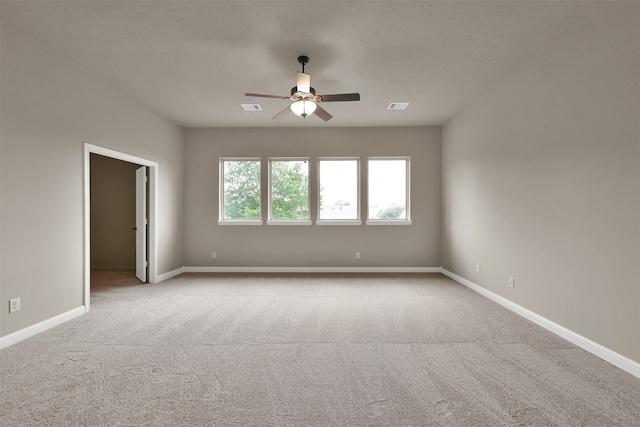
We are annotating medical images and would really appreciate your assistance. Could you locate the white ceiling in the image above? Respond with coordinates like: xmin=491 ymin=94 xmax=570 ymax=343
xmin=1 ymin=1 xmax=599 ymax=128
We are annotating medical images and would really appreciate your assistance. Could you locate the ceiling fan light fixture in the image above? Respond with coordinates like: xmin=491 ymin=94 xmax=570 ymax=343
xmin=290 ymin=100 xmax=317 ymax=117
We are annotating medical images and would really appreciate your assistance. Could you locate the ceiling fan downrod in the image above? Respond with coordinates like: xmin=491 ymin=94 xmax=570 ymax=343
xmin=298 ymin=55 xmax=309 ymax=73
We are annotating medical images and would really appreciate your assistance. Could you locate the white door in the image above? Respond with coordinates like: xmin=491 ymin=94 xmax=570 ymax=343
xmin=135 ymin=166 xmax=147 ymax=282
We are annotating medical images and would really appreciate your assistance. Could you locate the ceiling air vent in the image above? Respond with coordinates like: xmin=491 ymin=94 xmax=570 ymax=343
xmin=388 ymin=103 xmax=409 ymax=110
xmin=241 ymin=104 xmax=262 ymax=111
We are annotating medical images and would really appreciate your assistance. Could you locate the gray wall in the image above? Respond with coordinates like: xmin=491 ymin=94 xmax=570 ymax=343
xmin=90 ymin=154 xmax=139 ymax=271
xmin=184 ymin=127 xmax=441 ymax=268
xmin=0 ymin=21 xmax=185 ymax=336
xmin=441 ymin=3 xmax=639 ymax=362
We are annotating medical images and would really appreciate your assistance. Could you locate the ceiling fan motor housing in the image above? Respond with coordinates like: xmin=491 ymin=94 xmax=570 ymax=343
xmin=291 ymin=86 xmax=316 ymax=97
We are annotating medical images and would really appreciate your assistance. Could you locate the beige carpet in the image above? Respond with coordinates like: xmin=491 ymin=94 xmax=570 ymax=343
xmin=1 ymin=273 xmax=639 ymax=426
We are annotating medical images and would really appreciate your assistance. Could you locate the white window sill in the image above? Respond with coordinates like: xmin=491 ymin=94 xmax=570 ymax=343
xmin=365 ymin=220 xmax=412 ymax=226
xmin=316 ymin=220 xmax=362 ymax=226
xmin=266 ymin=220 xmax=313 ymax=226
xmin=217 ymin=220 xmax=263 ymax=226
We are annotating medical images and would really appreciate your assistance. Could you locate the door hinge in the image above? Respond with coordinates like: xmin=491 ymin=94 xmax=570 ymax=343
xmin=144 ymin=261 xmax=148 ymax=268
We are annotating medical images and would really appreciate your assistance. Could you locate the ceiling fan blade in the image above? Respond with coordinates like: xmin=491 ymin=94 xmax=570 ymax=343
xmin=296 ymin=72 xmax=311 ymax=93
xmin=245 ymin=93 xmax=290 ymax=100
xmin=317 ymin=93 xmax=360 ymax=102
xmin=314 ymin=104 xmax=333 ymax=121
xmin=273 ymin=106 xmax=292 ymax=120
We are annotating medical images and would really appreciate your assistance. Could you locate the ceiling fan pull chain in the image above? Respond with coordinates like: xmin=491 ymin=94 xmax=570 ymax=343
xmin=304 ymin=116 xmax=307 ymax=161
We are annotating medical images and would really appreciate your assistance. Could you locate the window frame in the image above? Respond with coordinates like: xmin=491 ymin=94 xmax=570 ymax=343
xmin=316 ymin=157 xmax=362 ymax=226
xmin=267 ymin=157 xmax=312 ymax=225
xmin=218 ymin=157 xmax=263 ymax=226
xmin=366 ymin=156 xmax=412 ymax=225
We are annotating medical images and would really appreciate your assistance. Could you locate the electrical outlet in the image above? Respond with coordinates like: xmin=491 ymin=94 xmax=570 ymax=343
xmin=212 ymin=252 xmax=217 ymax=259
xmin=355 ymin=252 xmax=360 ymax=259
xmin=9 ymin=298 xmax=20 ymax=313
xmin=509 ymin=277 xmax=515 ymax=288
xmin=476 ymin=264 xmax=481 ymax=274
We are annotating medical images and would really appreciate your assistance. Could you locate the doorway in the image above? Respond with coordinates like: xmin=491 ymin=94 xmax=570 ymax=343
xmin=90 ymin=154 xmax=144 ymax=278
xmin=83 ymin=143 xmax=159 ymax=312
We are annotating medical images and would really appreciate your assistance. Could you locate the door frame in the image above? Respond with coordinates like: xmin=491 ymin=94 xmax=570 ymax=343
xmin=135 ymin=166 xmax=148 ymax=283
xmin=83 ymin=143 xmax=159 ymax=312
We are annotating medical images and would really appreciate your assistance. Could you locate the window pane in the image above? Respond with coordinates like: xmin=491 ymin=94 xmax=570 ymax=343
xmin=270 ymin=160 xmax=309 ymax=220
xmin=368 ymin=159 xmax=408 ymax=220
xmin=222 ymin=160 xmax=261 ymax=220
xmin=319 ymin=159 xmax=358 ymax=220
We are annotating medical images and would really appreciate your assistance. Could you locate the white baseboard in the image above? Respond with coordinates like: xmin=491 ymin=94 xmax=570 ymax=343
xmin=183 ymin=266 xmax=441 ymax=274
xmin=0 ymin=306 xmax=86 ymax=350
xmin=440 ymin=268 xmax=640 ymax=380
xmin=155 ymin=266 xmax=185 ymax=283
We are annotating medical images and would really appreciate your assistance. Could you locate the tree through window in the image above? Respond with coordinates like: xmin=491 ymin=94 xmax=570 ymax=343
xmin=269 ymin=159 xmax=309 ymax=221
xmin=220 ymin=158 xmax=261 ymax=221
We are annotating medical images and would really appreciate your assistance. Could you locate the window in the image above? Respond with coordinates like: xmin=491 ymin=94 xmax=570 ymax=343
xmin=219 ymin=156 xmax=411 ymax=226
xmin=367 ymin=157 xmax=411 ymax=224
xmin=318 ymin=158 xmax=361 ymax=224
xmin=219 ymin=158 xmax=262 ymax=224
xmin=268 ymin=158 xmax=311 ymax=224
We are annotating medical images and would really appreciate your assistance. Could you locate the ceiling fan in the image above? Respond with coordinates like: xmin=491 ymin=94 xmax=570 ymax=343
xmin=245 ymin=56 xmax=360 ymax=121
